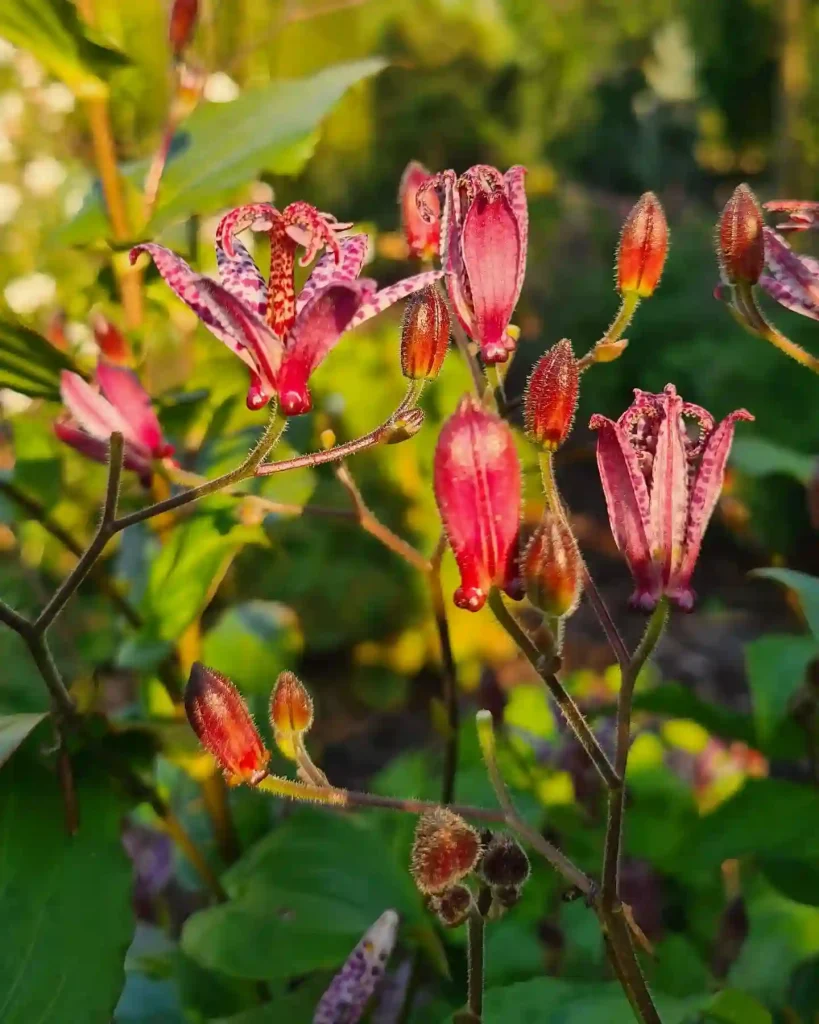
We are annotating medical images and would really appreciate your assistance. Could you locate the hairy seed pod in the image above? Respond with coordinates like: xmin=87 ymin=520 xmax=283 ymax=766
xmin=410 ymin=808 xmax=480 ymax=894
xmin=523 ymin=511 xmax=583 ymax=618
xmin=717 ymin=183 xmax=764 ymax=285
xmin=524 ymin=340 xmax=579 ymax=451
xmin=429 ymin=884 xmax=473 ymax=928
xmin=478 ymin=835 xmax=531 ymax=887
xmin=401 ymin=285 xmax=450 ymax=380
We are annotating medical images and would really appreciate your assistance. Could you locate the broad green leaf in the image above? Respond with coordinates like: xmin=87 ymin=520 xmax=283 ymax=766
xmin=751 ymin=568 xmax=819 ymax=645
xmin=201 ymin=601 xmax=302 ymax=693
xmin=182 ymin=809 xmax=424 ymax=981
xmin=761 ymin=858 xmax=819 ymax=907
xmin=0 ymin=712 xmax=46 ymax=769
xmin=0 ymin=318 xmax=77 ymax=400
xmin=730 ymin=436 xmax=815 ymax=485
xmin=745 ymin=635 xmax=816 ymax=744
xmin=0 ymin=0 xmax=128 ymax=99
xmin=0 ymin=755 xmax=133 ymax=1023
xmin=62 ymin=58 xmax=387 ymax=244
xmin=704 ymin=988 xmax=772 ymax=1024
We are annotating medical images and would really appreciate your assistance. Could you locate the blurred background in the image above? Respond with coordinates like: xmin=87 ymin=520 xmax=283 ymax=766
xmin=1 ymin=2 xmax=819 ymax=1023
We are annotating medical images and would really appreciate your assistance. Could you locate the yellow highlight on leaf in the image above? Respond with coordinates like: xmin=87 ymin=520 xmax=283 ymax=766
xmin=627 ymin=732 xmax=665 ymax=772
xmin=536 ymin=770 xmax=575 ymax=807
xmin=504 ymin=685 xmax=555 ymax=741
xmin=662 ymin=718 xmax=710 ymax=754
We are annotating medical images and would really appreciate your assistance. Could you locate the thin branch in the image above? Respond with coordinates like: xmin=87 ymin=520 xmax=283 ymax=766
xmin=466 ymin=904 xmax=485 ymax=1020
xmin=581 ymin=564 xmax=630 ymax=671
xmin=26 ymin=630 xmax=77 ymax=717
xmin=429 ymin=534 xmax=459 ymax=804
xmin=0 ymin=598 xmax=32 ymax=635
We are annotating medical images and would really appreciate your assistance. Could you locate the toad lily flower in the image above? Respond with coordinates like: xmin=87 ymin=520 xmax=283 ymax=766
xmin=590 ymin=385 xmax=753 ymax=611
xmin=131 ymin=201 xmax=441 ymax=416
xmin=55 ymin=361 xmax=174 ymax=486
xmin=759 ymin=227 xmax=819 ymax=321
xmin=418 ymin=164 xmax=527 ymax=364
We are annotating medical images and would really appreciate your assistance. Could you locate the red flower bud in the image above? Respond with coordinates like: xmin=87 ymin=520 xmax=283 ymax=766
xmin=169 ymin=0 xmax=199 ymax=59
xmin=270 ymin=671 xmax=314 ymax=740
xmin=434 ymin=396 xmax=522 ymax=612
xmin=400 ymin=161 xmax=440 ymax=260
xmin=400 ymin=285 xmax=450 ymax=380
xmin=523 ymin=511 xmax=582 ymax=618
xmin=185 ymin=663 xmax=269 ymax=782
xmin=617 ymin=192 xmax=668 ymax=297
xmin=410 ymin=808 xmax=480 ymax=894
xmin=91 ymin=312 xmax=131 ymax=365
xmin=524 ymin=339 xmax=579 ymax=451
xmin=717 ymin=184 xmax=764 ymax=285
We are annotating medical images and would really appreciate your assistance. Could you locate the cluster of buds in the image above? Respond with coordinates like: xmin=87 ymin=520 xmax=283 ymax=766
xmin=476 ymin=830 xmax=531 ymax=914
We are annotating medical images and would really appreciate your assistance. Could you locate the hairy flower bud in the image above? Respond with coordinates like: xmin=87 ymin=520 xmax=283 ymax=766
xmin=185 ymin=663 xmax=269 ymax=783
xmin=617 ymin=192 xmax=668 ymax=297
xmin=429 ymin=884 xmax=473 ymax=928
xmin=717 ymin=184 xmax=764 ymax=286
xmin=524 ymin=340 xmax=579 ymax=451
xmin=270 ymin=671 xmax=314 ymax=749
xmin=91 ymin=312 xmax=131 ymax=365
xmin=434 ymin=396 xmax=522 ymax=612
xmin=401 ymin=285 xmax=450 ymax=380
xmin=410 ymin=809 xmax=480 ymax=894
xmin=169 ymin=0 xmax=199 ymax=59
xmin=478 ymin=835 xmax=531 ymax=887
xmin=400 ymin=161 xmax=440 ymax=260
xmin=492 ymin=884 xmax=522 ymax=910
xmin=523 ymin=511 xmax=583 ymax=618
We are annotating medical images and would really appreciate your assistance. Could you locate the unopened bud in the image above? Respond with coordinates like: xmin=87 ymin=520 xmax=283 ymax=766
xmin=169 ymin=0 xmax=199 ymax=59
xmin=401 ymin=286 xmax=450 ymax=380
xmin=524 ymin=340 xmax=579 ymax=451
xmin=91 ymin=312 xmax=131 ymax=365
xmin=429 ymin=884 xmax=473 ymax=928
xmin=410 ymin=808 xmax=480 ymax=894
xmin=478 ymin=835 xmax=530 ymax=887
xmin=617 ymin=192 xmax=668 ymax=297
xmin=492 ymin=884 xmax=522 ymax=910
xmin=270 ymin=670 xmax=314 ymax=742
xmin=185 ymin=663 xmax=269 ymax=783
xmin=523 ymin=512 xmax=582 ymax=618
xmin=717 ymin=184 xmax=764 ymax=286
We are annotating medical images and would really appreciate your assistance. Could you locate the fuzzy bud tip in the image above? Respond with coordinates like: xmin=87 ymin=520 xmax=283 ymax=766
xmin=270 ymin=671 xmax=314 ymax=738
xmin=524 ymin=340 xmax=579 ymax=451
xmin=717 ymin=183 xmax=764 ymax=285
xmin=410 ymin=808 xmax=480 ymax=894
xmin=617 ymin=192 xmax=668 ymax=297
xmin=523 ymin=512 xmax=583 ymax=618
xmin=401 ymin=286 xmax=450 ymax=380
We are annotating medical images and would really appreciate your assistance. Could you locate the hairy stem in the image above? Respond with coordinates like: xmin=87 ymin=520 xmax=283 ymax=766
xmin=429 ymin=535 xmax=459 ymax=804
xmin=466 ymin=904 xmax=485 ymax=1019
xmin=733 ymin=280 xmax=819 ymax=374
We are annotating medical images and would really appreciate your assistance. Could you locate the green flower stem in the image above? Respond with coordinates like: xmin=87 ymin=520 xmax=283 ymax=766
xmin=466 ymin=904 xmax=486 ymax=1020
xmin=733 ymin=280 xmax=819 ymax=374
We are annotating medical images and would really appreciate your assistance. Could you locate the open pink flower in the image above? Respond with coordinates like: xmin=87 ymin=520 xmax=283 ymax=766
xmin=55 ymin=361 xmax=174 ymax=485
xmin=131 ymin=201 xmax=441 ymax=416
xmin=399 ymin=160 xmax=440 ymax=260
xmin=434 ymin=395 xmax=522 ymax=611
xmin=763 ymin=200 xmax=819 ymax=233
xmin=590 ymin=385 xmax=753 ymax=611
xmin=758 ymin=227 xmax=819 ymax=321
xmin=418 ymin=165 xmax=527 ymax=364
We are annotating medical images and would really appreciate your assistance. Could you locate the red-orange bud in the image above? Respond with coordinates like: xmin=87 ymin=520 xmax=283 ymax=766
xmin=524 ymin=340 xmax=579 ymax=451
xmin=185 ymin=663 xmax=269 ymax=782
xmin=91 ymin=312 xmax=131 ymax=365
xmin=523 ymin=512 xmax=583 ymax=618
xmin=410 ymin=809 xmax=480 ymax=895
xmin=617 ymin=192 xmax=668 ymax=297
xmin=169 ymin=0 xmax=199 ymax=59
xmin=717 ymin=183 xmax=764 ymax=286
xmin=270 ymin=671 xmax=314 ymax=739
xmin=400 ymin=285 xmax=450 ymax=380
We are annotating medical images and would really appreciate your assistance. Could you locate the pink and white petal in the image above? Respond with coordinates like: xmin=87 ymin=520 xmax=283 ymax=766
xmin=460 ymin=192 xmax=520 ymax=363
xmin=670 ymin=408 xmax=754 ymax=605
xmin=503 ymin=165 xmax=528 ymax=304
xmin=347 ymin=270 xmax=444 ymax=330
xmin=589 ymin=413 xmax=658 ymax=604
xmin=648 ymin=386 xmax=689 ymax=588
xmin=216 ymin=236 xmax=267 ymax=319
xmin=60 ymin=371 xmax=134 ymax=444
xmin=758 ymin=273 xmax=819 ymax=321
xmin=763 ymin=229 xmax=819 ymax=302
xmin=215 ymin=203 xmax=279 ymax=258
xmin=763 ymin=200 xmax=819 ymax=232
xmin=96 ymin=361 xmax=166 ymax=455
xmin=296 ymin=233 xmax=369 ymax=315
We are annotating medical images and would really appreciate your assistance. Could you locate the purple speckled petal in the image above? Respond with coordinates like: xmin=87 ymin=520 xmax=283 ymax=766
xmin=297 ymin=233 xmax=369 ymax=315
xmin=503 ymin=165 xmax=528 ymax=306
xmin=347 ymin=270 xmax=444 ymax=330
xmin=759 ymin=273 xmax=819 ymax=320
xmin=216 ymin=236 xmax=268 ymax=319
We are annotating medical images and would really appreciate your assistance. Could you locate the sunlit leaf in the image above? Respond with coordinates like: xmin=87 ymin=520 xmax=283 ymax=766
xmin=751 ymin=568 xmax=819 ymax=645
xmin=0 ymin=318 xmax=77 ymax=400
xmin=0 ymin=712 xmax=46 ymax=769
xmin=745 ymin=635 xmax=816 ymax=745
xmin=704 ymin=988 xmax=772 ymax=1024
xmin=730 ymin=436 xmax=815 ymax=485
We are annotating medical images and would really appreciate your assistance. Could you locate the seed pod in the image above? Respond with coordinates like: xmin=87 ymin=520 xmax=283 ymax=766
xmin=717 ymin=183 xmax=764 ymax=286
xmin=401 ymin=286 xmax=450 ymax=380
xmin=617 ymin=192 xmax=668 ymax=297
xmin=492 ymin=884 xmax=522 ymax=910
xmin=524 ymin=340 xmax=579 ymax=451
xmin=410 ymin=808 xmax=480 ymax=895
xmin=478 ymin=835 xmax=531 ymax=887
xmin=185 ymin=663 xmax=269 ymax=783
xmin=523 ymin=511 xmax=583 ymax=618
xmin=429 ymin=884 xmax=473 ymax=928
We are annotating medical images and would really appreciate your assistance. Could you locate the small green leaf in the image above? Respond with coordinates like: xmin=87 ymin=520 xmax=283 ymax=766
xmin=730 ymin=436 xmax=815 ymax=485
xmin=0 ymin=712 xmax=46 ymax=769
xmin=745 ymin=635 xmax=816 ymax=744
xmin=0 ymin=318 xmax=77 ymax=400
xmin=751 ymin=568 xmax=819 ymax=645
xmin=0 ymin=0 xmax=128 ymax=100
xmin=704 ymin=988 xmax=772 ymax=1024
xmin=201 ymin=601 xmax=302 ymax=693
xmin=761 ymin=858 xmax=819 ymax=907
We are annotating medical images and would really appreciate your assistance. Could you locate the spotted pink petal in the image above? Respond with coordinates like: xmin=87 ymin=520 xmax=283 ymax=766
xmin=503 ymin=165 xmax=528 ymax=306
xmin=669 ymin=408 xmax=754 ymax=609
xmin=60 ymin=370 xmax=135 ymax=445
xmin=761 ymin=228 xmax=819 ymax=318
xmin=400 ymin=160 xmax=440 ymax=259
xmin=763 ymin=200 xmax=819 ymax=233
xmin=432 ymin=170 xmax=475 ymax=338
xmin=296 ymin=233 xmax=369 ymax=316
xmin=54 ymin=417 xmax=153 ymax=484
xmin=216 ymin=236 xmax=267 ymax=319
xmin=215 ymin=203 xmax=279 ymax=259
xmin=96 ymin=361 xmax=169 ymax=456
xmin=460 ymin=192 xmax=521 ymax=364
xmin=649 ymin=386 xmax=689 ymax=589
xmin=433 ymin=396 xmax=522 ymax=612
xmin=758 ymin=273 xmax=819 ymax=321
xmin=347 ymin=269 xmax=444 ymax=330
xmin=589 ymin=413 xmax=658 ymax=610
xmin=276 ymin=280 xmax=374 ymax=416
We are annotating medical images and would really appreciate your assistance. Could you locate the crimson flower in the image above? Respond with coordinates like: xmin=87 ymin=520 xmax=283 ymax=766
xmin=399 ymin=160 xmax=440 ymax=260
xmin=590 ymin=385 xmax=753 ymax=611
xmin=131 ymin=201 xmax=441 ymax=416
xmin=55 ymin=361 xmax=174 ymax=486
xmin=418 ymin=164 xmax=527 ymax=364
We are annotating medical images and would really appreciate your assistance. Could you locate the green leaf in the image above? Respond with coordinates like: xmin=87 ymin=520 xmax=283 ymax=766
xmin=62 ymin=58 xmax=387 ymax=244
xmin=751 ymin=569 xmax=819 ymax=645
xmin=0 ymin=318 xmax=77 ymax=400
xmin=704 ymin=988 xmax=772 ymax=1024
xmin=0 ymin=755 xmax=133 ymax=1023
xmin=0 ymin=712 xmax=46 ymax=769
xmin=201 ymin=601 xmax=302 ymax=693
xmin=182 ymin=809 xmax=424 ymax=981
xmin=761 ymin=858 xmax=819 ymax=907
xmin=0 ymin=0 xmax=128 ymax=100
xmin=745 ymin=635 xmax=816 ymax=744
xmin=730 ymin=436 xmax=815 ymax=485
